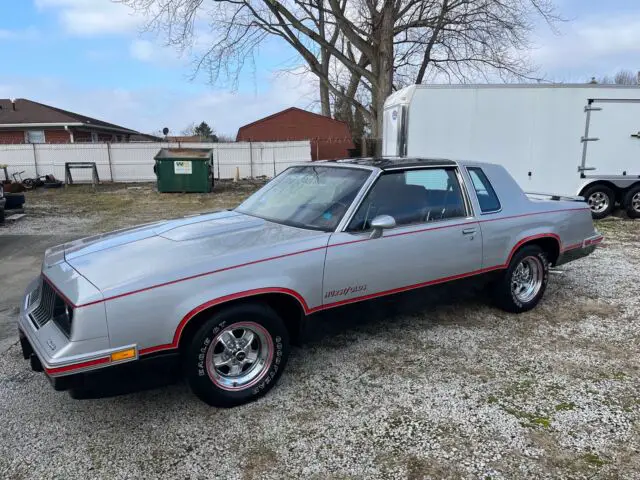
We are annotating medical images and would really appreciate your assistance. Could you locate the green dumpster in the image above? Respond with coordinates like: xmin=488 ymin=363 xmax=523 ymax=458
xmin=154 ymin=148 xmax=214 ymax=193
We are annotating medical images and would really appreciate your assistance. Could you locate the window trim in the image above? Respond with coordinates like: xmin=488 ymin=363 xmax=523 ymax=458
xmin=466 ymin=167 xmax=502 ymax=214
xmin=341 ymin=166 xmax=472 ymax=233
xmin=25 ymin=129 xmax=46 ymax=144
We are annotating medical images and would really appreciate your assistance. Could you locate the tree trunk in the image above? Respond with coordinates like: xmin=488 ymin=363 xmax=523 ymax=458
xmin=319 ymin=47 xmax=331 ymax=116
xmin=370 ymin=2 xmax=395 ymax=154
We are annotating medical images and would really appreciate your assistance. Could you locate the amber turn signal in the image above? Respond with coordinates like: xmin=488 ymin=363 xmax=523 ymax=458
xmin=110 ymin=348 xmax=136 ymax=362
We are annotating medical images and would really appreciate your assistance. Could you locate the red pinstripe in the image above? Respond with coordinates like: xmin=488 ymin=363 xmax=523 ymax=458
xmin=138 ymin=288 xmax=309 ymax=355
xmin=65 ymin=207 xmax=590 ymax=309
xmin=307 ymin=265 xmax=504 ymax=314
xmin=139 ymin=232 xmax=568 ymax=356
xmin=45 ymin=356 xmax=110 ymax=376
xmin=40 ymin=205 xmax=600 ymax=367
xmin=76 ymin=246 xmax=327 ymax=308
xmin=585 ymin=235 xmax=604 ymax=247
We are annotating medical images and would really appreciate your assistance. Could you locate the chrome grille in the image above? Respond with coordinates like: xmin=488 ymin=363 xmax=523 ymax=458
xmin=29 ymin=281 xmax=56 ymax=328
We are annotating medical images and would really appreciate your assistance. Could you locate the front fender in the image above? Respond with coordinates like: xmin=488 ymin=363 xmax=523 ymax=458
xmin=103 ymin=248 xmax=326 ymax=354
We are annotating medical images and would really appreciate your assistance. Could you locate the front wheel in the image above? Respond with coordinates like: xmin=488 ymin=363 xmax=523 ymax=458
xmin=184 ymin=303 xmax=289 ymax=407
xmin=493 ymin=245 xmax=549 ymax=313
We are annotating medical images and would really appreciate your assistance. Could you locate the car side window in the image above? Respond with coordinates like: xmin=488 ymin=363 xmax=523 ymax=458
xmin=468 ymin=167 xmax=501 ymax=213
xmin=347 ymin=167 xmax=467 ymax=231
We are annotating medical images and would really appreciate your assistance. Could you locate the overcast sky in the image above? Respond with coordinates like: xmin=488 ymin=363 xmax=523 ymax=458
xmin=1 ymin=0 xmax=638 ymax=136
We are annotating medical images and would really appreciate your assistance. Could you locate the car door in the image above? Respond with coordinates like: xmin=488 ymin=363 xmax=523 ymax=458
xmin=321 ymin=166 xmax=482 ymax=307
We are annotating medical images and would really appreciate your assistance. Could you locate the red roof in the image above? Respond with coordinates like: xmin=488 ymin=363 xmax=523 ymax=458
xmin=237 ymin=107 xmax=353 ymax=139
xmin=236 ymin=107 xmax=355 ymax=161
xmin=238 ymin=107 xmax=351 ymax=132
xmin=0 ymin=98 xmax=139 ymax=134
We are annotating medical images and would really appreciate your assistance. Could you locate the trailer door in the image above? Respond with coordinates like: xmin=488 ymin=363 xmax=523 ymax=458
xmin=382 ymin=105 xmax=406 ymax=156
xmin=580 ymin=99 xmax=640 ymax=176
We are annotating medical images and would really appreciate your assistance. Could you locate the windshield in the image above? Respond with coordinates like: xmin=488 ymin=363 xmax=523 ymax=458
xmin=236 ymin=165 xmax=371 ymax=231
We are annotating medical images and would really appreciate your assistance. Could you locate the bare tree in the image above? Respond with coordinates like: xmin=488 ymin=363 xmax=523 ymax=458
xmin=599 ymin=69 xmax=639 ymax=85
xmin=120 ymin=0 xmax=559 ymax=143
xmin=181 ymin=122 xmax=197 ymax=136
xmin=216 ymin=133 xmax=237 ymax=142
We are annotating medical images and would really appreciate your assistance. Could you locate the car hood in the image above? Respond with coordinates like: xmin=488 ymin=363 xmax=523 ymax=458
xmin=59 ymin=210 xmax=327 ymax=295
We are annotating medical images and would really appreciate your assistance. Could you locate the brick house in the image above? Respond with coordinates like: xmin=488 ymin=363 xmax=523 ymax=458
xmin=0 ymin=98 xmax=141 ymax=144
xmin=236 ymin=107 xmax=355 ymax=160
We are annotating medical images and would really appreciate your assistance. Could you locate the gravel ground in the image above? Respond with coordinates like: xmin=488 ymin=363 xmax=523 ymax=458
xmin=0 ymin=200 xmax=638 ymax=478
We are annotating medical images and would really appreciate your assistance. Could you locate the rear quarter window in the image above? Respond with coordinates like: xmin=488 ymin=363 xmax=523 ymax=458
xmin=468 ymin=167 xmax=501 ymax=213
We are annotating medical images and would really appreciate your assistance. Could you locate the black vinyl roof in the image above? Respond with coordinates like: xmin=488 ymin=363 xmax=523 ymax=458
xmin=325 ymin=157 xmax=456 ymax=169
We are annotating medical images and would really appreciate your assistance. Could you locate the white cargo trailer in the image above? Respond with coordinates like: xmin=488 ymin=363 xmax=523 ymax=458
xmin=382 ymin=84 xmax=640 ymax=218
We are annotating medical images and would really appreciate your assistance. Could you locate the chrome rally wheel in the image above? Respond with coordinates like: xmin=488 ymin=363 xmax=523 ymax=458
xmin=511 ymin=256 xmax=544 ymax=304
xmin=206 ymin=322 xmax=272 ymax=391
xmin=185 ymin=303 xmax=289 ymax=407
xmin=493 ymin=244 xmax=549 ymax=313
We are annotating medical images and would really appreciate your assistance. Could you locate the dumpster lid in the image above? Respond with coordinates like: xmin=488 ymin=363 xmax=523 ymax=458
xmin=154 ymin=148 xmax=213 ymax=160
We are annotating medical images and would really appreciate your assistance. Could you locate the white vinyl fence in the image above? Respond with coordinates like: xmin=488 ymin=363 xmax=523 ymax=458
xmin=0 ymin=141 xmax=311 ymax=183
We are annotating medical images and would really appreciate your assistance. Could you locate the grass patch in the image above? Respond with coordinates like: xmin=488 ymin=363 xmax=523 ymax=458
xmin=503 ymin=379 xmax=535 ymax=397
xmin=555 ymin=402 xmax=577 ymax=412
xmin=580 ymin=453 xmax=607 ymax=467
xmin=24 ymin=179 xmax=264 ymax=233
xmin=502 ymin=406 xmax=552 ymax=429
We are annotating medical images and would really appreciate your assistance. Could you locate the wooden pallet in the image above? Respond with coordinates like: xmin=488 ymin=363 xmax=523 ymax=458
xmin=65 ymin=162 xmax=100 ymax=188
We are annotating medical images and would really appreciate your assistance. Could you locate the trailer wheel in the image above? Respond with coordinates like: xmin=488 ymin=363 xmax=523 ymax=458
xmin=582 ymin=184 xmax=615 ymax=219
xmin=623 ymin=185 xmax=640 ymax=219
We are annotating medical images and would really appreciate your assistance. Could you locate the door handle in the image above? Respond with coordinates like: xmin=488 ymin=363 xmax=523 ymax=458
xmin=462 ymin=228 xmax=477 ymax=235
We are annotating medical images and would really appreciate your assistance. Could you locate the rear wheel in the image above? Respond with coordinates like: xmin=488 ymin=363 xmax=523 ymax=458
xmin=493 ymin=245 xmax=549 ymax=313
xmin=184 ymin=303 xmax=289 ymax=407
xmin=623 ymin=185 xmax=640 ymax=219
xmin=582 ymin=184 xmax=615 ymax=219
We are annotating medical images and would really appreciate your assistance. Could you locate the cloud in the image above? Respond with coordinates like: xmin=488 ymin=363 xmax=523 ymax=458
xmin=129 ymin=39 xmax=183 ymax=65
xmin=0 ymin=26 xmax=40 ymax=41
xmin=532 ymin=14 xmax=640 ymax=78
xmin=129 ymin=39 xmax=155 ymax=61
xmin=35 ymin=0 xmax=143 ymax=36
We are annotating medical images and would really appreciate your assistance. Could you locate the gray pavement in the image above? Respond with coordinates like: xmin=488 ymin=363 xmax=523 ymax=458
xmin=0 ymin=234 xmax=76 ymax=353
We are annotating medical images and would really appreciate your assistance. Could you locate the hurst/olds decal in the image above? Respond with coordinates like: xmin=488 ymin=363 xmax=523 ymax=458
xmin=325 ymin=284 xmax=367 ymax=299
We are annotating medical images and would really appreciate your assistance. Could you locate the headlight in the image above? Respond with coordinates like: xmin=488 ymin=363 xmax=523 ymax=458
xmin=53 ymin=297 xmax=73 ymax=337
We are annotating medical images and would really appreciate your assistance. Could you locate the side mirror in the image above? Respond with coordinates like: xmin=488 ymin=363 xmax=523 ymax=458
xmin=369 ymin=215 xmax=396 ymax=239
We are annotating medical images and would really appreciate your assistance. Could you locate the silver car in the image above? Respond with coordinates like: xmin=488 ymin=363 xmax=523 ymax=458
xmin=18 ymin=158 xmax=603 ymax=406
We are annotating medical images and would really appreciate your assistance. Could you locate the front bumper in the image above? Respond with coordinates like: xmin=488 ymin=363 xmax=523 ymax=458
xmin=18 ymin=330 xmax=84 ymax=390
xmin=19 ymin=276 xmax=139 ymax=383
